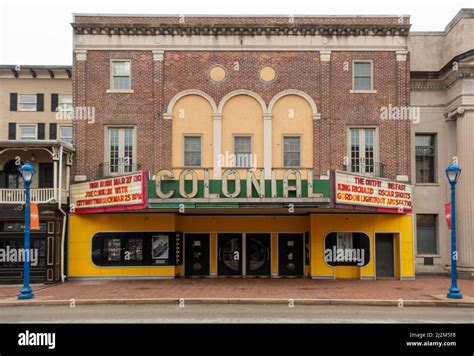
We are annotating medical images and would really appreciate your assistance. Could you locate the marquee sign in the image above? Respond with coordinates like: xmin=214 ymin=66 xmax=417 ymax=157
xmin=71 ymin=171 xmax=147 ymax=214
xmin=152 ymin=168 xmax=329 ymax=201
xmin=335 ymin=171 xmax=412 ymax=212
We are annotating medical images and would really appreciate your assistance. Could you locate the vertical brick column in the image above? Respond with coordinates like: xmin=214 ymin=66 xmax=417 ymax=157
xmin=152 ymin=50 xmax=164 ymax=172
xmin=396 ymin=50 xmax=410 ymax=178
xmin=72 ymin=50 xmax=88 ymax=181
xmin=317 ymin=50 xmax=331 ymax=175
xmin=154 ymin=50 xmax=171 ymax=170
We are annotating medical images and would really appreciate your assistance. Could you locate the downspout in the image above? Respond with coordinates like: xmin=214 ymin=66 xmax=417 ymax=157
xmin=57 ymin=145 xmax=67 ymax=283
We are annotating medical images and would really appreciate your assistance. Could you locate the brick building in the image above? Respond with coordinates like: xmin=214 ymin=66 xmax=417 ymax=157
xmin=69 ymin=15 xmax=414 ymax=280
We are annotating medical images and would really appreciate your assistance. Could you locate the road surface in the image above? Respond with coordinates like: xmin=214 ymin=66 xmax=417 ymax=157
xmin=0 ymin=304 xmax=473 ymax=323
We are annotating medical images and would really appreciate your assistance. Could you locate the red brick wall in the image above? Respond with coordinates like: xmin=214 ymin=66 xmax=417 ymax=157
xmin=73 ymin=49 xmax=411 ymax=180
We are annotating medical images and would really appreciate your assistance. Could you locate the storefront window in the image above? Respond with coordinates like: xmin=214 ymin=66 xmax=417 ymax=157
xmin=92 ymin=232 xmax=176 ymax=267
xmin=324 ymin=232 xmax=370 ymax=267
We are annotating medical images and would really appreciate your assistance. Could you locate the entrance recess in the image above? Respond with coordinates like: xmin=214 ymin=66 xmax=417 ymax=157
xmin=184 ymin=233 xmax=210 ymax=276
xmin=246 ymin=233 xmax=271 ymax=276
xmin=218 ymin=233 xmax=242 ymax=276
xmin=278 ymin=233 xmax=304 ymax=276
xmin=375 ymin=233 xmax=395 ymax=278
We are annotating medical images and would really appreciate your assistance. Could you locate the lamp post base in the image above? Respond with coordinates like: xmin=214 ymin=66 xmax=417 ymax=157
xmin=447 ymin=287 xmax=463 ymax=299
xmin=17 ymin=287 xmax=34 ymax=300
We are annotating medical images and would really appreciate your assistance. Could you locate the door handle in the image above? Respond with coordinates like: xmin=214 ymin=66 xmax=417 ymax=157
xmin=266 ymin=248 xmax=270 ymax=262
xmin=218 ymin=248 xmax=221 ymax=262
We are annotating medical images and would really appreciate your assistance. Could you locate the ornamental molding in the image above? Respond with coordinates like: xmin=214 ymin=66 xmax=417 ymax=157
xmin=72 ymin=23 xmax=410 ymax=37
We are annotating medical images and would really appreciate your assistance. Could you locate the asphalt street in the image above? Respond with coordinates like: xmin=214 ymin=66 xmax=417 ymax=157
xmin=0 ymin=304 xmax=473 ymax=323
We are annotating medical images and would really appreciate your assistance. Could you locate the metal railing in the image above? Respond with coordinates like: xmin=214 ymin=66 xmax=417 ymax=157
xmin=347 ymin=159 xmax=385 ymax=178
xmin=0 ymin=188 xmax=54 ymax=204
xmin=98 ymin=162 xmax=141 ymax=178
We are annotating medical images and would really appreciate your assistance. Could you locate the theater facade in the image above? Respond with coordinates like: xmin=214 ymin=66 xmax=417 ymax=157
xmin=69 ymin=14 xmax=414 ymax=280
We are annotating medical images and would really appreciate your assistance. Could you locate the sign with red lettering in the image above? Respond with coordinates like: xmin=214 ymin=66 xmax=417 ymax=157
xmin=70 ymin=171 xmax=146 ymax=214
xmin=445 ymin=202 xmax=452 ymax=229
xmin=335 ymin=171 xmax=412 ymax=213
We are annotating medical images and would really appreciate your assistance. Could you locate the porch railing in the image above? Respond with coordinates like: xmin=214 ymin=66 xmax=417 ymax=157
xmin=0 ymin=188 xmax=59 ymax=204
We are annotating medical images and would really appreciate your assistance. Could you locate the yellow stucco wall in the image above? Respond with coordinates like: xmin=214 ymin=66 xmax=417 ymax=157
xmin=271 ymin=95 xmax=313 ymax=178
xmin=68 ymin=213 xmax=177 ymax=277
xmin=171 ymin=95 xmax=213 ymax=178
xmin=68 ymin=213 xmax=414 ymax=279
xmin=221 ymin=95 xmax=264 ymax=174
xmin=310 ymin=214 xmax=414 ymax=279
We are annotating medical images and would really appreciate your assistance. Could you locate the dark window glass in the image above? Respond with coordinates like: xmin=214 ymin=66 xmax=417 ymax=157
xmin=91 ymin=232 xmax=176 ymax=266
xmin=283 ymin=136 xmax=301 ymax=167
xmin=324 ymin=232 xmax=370 ymax=267
xmin=184 ymin=136 xmax=201 ymax=167
xmin=39 ymin=163 xmax=54 ymax=188
xmin=415 ymin=134 xmax=436 ymax=183
xmin=354 ymin=62 xmax=372 ymax=91
xmin=416 ymin=214 xmax=437 ymax=254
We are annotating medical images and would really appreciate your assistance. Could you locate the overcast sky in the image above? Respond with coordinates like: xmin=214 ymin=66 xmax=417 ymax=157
xmin=0 ymin=0 xmax=472 ymax=65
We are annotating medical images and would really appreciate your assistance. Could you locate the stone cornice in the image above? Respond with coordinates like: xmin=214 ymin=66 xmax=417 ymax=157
xmin=71 ymin=23 xmax=410 ymax=37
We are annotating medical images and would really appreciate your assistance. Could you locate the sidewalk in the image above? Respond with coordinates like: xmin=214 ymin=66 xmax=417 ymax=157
xmin=1 ymin=276 xmax=473 ymax=307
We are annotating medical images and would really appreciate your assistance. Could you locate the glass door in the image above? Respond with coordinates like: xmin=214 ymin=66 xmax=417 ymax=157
xmin=246 ymin=233 xmax=271 ymax=276
xmin=218 ymin=233 xmax=242 ymax=276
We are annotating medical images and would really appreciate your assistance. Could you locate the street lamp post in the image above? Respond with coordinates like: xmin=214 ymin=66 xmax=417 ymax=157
xmin=445 ymin=163 xmax=463 ymax=299
xmin=18 ymin=162 xmax=36 ymax=300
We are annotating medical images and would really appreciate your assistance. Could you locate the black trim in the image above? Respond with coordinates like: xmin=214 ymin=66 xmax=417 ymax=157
xmin=37 ymin=123 xmax=45 ymax=140
xmin=9 ymin=93 xmax=17 ymax=111
xmin=51 ymin=93 xmax=58 ymax=112
xmin=8 ymin=123 xmax=16 ymax=140
xmin=49 ymin=123 xmax=57 ymax=140
xmin=36 ymin=93 xmax=44 ymax=112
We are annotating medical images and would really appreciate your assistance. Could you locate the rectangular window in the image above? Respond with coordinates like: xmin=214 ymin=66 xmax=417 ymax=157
xmin=234 ymin=136 xmax=252 ymax=167
xmin=38 ymin=163 xmax=54 ymax=188
xmin=59 ymin=126 xmax=73 ymax=144
xmin=353 ymin=61 xmax=373 ymax=91
xmin=416 ymin=214 xmax=438 ymax=255
xmin=111 ymin=60 xmax=131 ymax=90
xmin=18 ymin=95 xmax=37 ymax=111
xmin=184 ymin=136 xmax=202 ymax=167
xmin=283 ymin=136 xmax=301 ymax=167
xmin=58 ymin=95 xmax=73 ymax=111
xmin=415 ymin=134 xmax=436 ymax=183
xmin=349 ymin=128 xmax=377 ymax=175
xmin=107 ymin=127 xmax=135 ymax=175
xmin=19 ymin=125 xmax=37 ymax=140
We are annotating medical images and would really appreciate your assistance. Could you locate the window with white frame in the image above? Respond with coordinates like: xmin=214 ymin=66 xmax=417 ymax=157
xmin=107 ymin=127 xmax=135 ymax=175
xmin=336 ymin=232 xmax=353 ymax=251
xmin=111 ymin=60 xmax=131 ymax=90
xmin=18 ymin=95 xmax=37 ymax=111
xmin=59 ymin=126 xmax=73 ymax=144
xmin=283 ymin=136 xmax=301 ymax=167
xmin=19 ymin=125 xmax=37 ymax=140
xmin=353 ymin=61 xmax=373 ymax=91
xmin=234 ymin=136 xmax=252 ymax=167
xmin=349 ymin=128 xmax=377 ymax=174
xmin=58 ymin=95 xmax=73 ymax=111
xmin=184 ymin=136 xmax=202 ymax=167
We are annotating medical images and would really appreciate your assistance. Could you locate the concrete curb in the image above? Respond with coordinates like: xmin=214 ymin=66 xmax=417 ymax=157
xmin=0 ymin=297 xmax=473 ymax=308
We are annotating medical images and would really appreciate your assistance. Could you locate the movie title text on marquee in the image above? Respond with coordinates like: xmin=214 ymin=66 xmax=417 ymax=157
xmin=335 ymin=171 xmax=412 ymax=211
xmin=71 ymin=171 xmax=146 ymax=213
